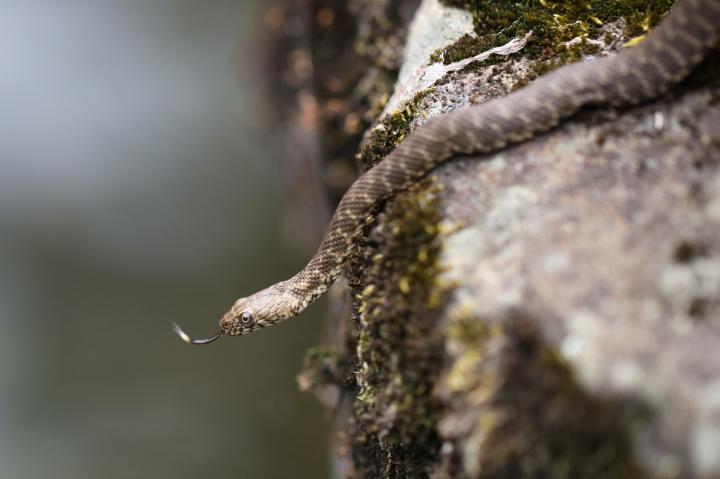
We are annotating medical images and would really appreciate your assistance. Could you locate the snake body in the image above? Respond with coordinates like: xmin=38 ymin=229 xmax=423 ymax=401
xmin=176 ymin=0 xmax=720 ymax=342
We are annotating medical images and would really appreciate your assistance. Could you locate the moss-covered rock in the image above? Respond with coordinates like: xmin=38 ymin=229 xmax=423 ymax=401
xmin=294 ymin=1 xmax=720 ymax=477
xmin=357 ymin=89 xmax=435 ymax=171
xmin=435 ymin=0 xmax=674 ymax=64
xmin=347 ymin=181 xmax=449 ymax=478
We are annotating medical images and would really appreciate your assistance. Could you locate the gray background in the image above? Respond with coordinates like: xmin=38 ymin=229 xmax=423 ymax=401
xmin=0 ymin=1 xmax=330 ymax=477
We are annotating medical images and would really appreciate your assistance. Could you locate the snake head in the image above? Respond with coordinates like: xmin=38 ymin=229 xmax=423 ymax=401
xmin=173 ymin=293 xmax=269 ymax=344
xmin=219 ymin=283 xmax=298 ymax=336
xmin=219 ymin=299 xmax=261 ymax=336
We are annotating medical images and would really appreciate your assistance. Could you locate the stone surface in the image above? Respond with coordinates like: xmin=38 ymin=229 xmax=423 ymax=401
xmin=290 ymin=0 xmax=720 ymax=477
xmin=432 ymin=85 xmax=720 ymax=478
xmin=396 ymin=0 xmax=474 ymax=86
xmin=347 ymin=3 xmax=720 ymax=479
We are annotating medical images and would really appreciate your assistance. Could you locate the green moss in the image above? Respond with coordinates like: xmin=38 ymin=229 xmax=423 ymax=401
xmin=510 ymin=38 xmax=601 ymax=90
xmin=441 ymin=313 xmax=651 ymax=478
xmin=357 ymin=89 xmax=434 ymax=170
xmin=432 ymin=0 xmax=674 ymax=66
xmin=348 ymin=182 xmax=449 ymax=478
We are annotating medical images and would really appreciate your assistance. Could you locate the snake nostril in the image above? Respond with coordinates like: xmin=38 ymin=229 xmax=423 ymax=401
xmin=219 ymin=316 xmax=233 ymax=332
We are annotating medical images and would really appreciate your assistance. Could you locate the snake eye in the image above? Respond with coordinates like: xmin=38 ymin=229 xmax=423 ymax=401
xmin=240 ymin=312 xmax=253 ymax=324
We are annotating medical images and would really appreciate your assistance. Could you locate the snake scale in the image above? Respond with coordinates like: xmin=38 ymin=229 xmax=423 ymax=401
xmin=175 ymin=0 xmax=720 ymax=344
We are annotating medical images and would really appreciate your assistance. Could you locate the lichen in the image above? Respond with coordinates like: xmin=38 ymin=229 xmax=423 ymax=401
xmin=432 ymin=0 xmax=674 ymax=70
xmin=347 ymin=181 xmax=449 ymax=478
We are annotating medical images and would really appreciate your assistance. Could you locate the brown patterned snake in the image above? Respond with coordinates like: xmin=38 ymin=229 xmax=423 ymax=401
xmin=174 ymin=0 xmax=720 ymax=345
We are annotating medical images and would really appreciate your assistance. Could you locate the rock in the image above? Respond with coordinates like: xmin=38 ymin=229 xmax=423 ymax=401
xmin=298 ymin=0 xmax=720 ymax=477
xmin=433 ymin=85 xmax=720 ymax=478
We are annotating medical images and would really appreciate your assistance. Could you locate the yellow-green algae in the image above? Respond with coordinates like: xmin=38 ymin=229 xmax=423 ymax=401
xmin=440 ymin=311 xmax=652 ymax=478
xmin=347 ymin=181 xmax=449 ymax=478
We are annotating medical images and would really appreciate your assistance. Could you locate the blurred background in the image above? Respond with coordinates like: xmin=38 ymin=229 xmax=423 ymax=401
xmin=0 ymin=1 xmax=331 ymax=477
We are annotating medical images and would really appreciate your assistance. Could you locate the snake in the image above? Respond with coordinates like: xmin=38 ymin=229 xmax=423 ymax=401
xmin=174 ymin=0 xmax=720 ymax=345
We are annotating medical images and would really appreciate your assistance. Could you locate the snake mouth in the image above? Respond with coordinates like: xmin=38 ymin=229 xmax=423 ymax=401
xmin=172 ymin=322 xmax=224 ymax=345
